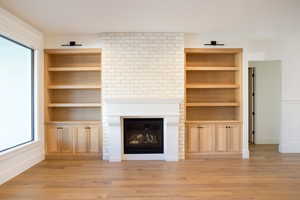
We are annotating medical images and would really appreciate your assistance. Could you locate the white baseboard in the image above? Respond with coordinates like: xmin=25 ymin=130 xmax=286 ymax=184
xmin=255 ymin=138 xmax=279 ymax=144
xmin=279 ymin=143 xmax=300 ymax=153
xmin=242 ymin=149 xmax=250 ymax=159
xmin=123 ymin=154 xmax=165 ymax=161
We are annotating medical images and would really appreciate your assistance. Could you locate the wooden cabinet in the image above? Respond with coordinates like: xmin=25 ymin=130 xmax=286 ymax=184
xmin=184 ymin=48 xmax=243 ymax=159
xmin=228 ymin=124 xmax=241 ymax=152
xmin=47 ymin=125 xmax=74 ymax=153
xmin=215 ymin=125 xmax=228 ymax=152
xmin=46 ymin=125 xmax=60 ymax=153
xmin=46 ymin=124 xmax=101 ymax=158
xmin=187 ymin=124 xmax=214 ymax=153
xmin=60 ymin=127 xmax=74 ymax=153
xmin=75 ymin=126 xmax=100 ymax=153
xmin=186 ymin=123 xmax=241 ymax=157
xmin=44 ymin=49 xmax=102 ymax=160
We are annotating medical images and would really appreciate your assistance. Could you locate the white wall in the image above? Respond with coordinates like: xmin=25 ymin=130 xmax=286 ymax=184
xmin=246 ymin=32 xmax=300 ymax=153
xmin=279 ymin=33 xmax=300 ymax=153
xmin=0 ymin=7 xmax=44 ymax=185
xmin=250 ymin=61 xmax=281 ymax=144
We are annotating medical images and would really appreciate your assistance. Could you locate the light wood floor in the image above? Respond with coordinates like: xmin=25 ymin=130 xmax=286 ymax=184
xmin=1 ymin=145 xmax=300 ymax=200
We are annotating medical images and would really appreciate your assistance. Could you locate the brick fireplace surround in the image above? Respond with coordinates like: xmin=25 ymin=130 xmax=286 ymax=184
xmin=100 ymin=33 xmax=185 ymax=161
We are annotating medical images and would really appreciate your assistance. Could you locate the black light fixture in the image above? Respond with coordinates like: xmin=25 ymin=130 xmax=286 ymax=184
xmin=204 ymin=41 xmax=224 ymax=46
xmin=61 ymin=41 xmax=82 ymax=47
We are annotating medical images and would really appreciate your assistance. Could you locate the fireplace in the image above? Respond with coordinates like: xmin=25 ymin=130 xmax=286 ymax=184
xmin=105 ymin=98 xmax=180 ymax=161
xmin=123 ymin=118 xmax=164 ymax=154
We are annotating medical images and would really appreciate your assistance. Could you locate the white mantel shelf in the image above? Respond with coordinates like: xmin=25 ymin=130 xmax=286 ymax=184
xmin=104 ymin=97 xmax=182 ymax=162
xmin=104 ymin=97 xmax=183 ymax=104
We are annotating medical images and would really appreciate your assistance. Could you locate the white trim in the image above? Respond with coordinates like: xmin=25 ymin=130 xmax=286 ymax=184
xmin=105 ymin=100 xmax=180 ymax=162
xmin=104 ymin=97 xmax=183 ymax=104
xmin=0 ymin=141 xmax=40 ymax=160
xmin=0 ymin=151 xmax=43 ymax=185
xmin=242 ymin=48 xmax=249 ymax=159
xmin=124 ymin=154 xmax=165 ymax=160
xmin=282 ymin=99 xmax=300 ymax=104
xmin=242 ymin=149 xmax=250 ymax=159
xmin=279 ymin=143 xmax=300 ymax=153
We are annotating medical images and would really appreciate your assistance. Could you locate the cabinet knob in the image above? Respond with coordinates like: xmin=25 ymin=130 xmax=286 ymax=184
xmin=57 ymin=127 xmax=63 ymax=130
xmin=197 ymin=126 xmax=204 ymax=129
xmin=85 ymin=127 xmax=91 ymax=130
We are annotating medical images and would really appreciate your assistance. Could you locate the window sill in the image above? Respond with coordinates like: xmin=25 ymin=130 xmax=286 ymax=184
xmin=0 ymin=141 xmax=41 ymax=161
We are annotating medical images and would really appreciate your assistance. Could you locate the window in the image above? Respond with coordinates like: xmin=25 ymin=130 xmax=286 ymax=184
xmin=0 ymin=35 xmax=34 ymax=152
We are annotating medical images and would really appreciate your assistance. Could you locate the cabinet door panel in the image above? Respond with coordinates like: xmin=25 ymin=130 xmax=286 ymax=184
xmin=89 ymin=126 xmax=100 ymax=153
xmin=215 ymin=125 xmax=228 ymax=152
xmin=60 ymin=127 xmax=73 ymax=153
xmin=188 ymin=126 xmax=200 ymax=153
xmin=188 ymin=124 xmax=213 ymax=153
xmin=76 ymin=127 xmax=89 ymax=153
xmin=199 ymin=125 xmax=214 ymax=153
xmin=229 ymin=125 xmax=241 ymax=152
xmin=47 ymin=126 xmax=60 ymax=153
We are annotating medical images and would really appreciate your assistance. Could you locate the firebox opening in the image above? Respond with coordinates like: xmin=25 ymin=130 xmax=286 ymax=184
xmin=123 ymin=118 xmax=164 ymax=154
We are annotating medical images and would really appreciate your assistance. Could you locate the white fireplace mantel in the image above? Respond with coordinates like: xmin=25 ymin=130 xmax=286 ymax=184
xmin=104 ymin=97 xmax=182 ymax=162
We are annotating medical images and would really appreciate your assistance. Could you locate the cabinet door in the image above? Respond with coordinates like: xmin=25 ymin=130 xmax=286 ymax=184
xmin=60 ymin=127 xmax=74 ymax=153
xmin=188 ymin=125 xmax=200 ymax=153
xmin=199 ymin=125 xmax=214 ymax=153
xmin=215 ymin=125 xmax=228 ymax=152
xmin=76 ymin=126 xmax=90 ymax=153
xmin=75 ymin=126 xmax=100 ymax=153
xmin=228 ymin=125 xmax=241 ymax=152
xmin=188 ymin=124 xmax=213 ymax=153
xmin=89 ymin=126 xmax=100 ymax=153
xmin=47 ymin=126 xmax=60 ymax=153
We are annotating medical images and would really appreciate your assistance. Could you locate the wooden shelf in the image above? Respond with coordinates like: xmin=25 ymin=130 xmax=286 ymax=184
xmin=45 ymin=48 xmax=101 ymax=55
xmin=186 ymin=84 xmax=239 ymax=89
xmin=185 ymin=67 xmax=239 ymax=71
xmin=48 ymin=67 xmax=101 ymax=72
xmin=48 ymin=103 xmax=101 ymax=108
xmin=47 ymin=120 xmax=100 ymax=125
xmin=186 ymin=102 xmax=239 ymax=107
xmin=185 ymin=48 xmax=242 ymax=54
xmin=48 ymin=85 xmax=101 ymax=89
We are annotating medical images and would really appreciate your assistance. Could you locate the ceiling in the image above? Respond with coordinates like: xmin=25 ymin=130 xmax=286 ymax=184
xmin=0 ymin=0 xmax=299 ymax=36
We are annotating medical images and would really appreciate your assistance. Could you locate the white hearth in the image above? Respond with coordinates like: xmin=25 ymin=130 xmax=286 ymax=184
xmin=104 ymin=98 xmax=182 ymax=162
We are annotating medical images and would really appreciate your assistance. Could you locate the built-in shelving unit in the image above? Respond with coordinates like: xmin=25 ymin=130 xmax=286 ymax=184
xmin=185 ymin=48 xmax=242 ymax=122
xmin=44 ymin=49 xmax=102 ymax=159
xmin=45 ymin=48 xmax=101 ymax=122
xmin=185 ymin=48 xmax=243 ymax=159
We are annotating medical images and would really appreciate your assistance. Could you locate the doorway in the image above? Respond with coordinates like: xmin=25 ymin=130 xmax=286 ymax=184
xmin=248 ymin=61 xmax=281 ymax=150
xmin=248 ymin=67 xmax=255 ymax=144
